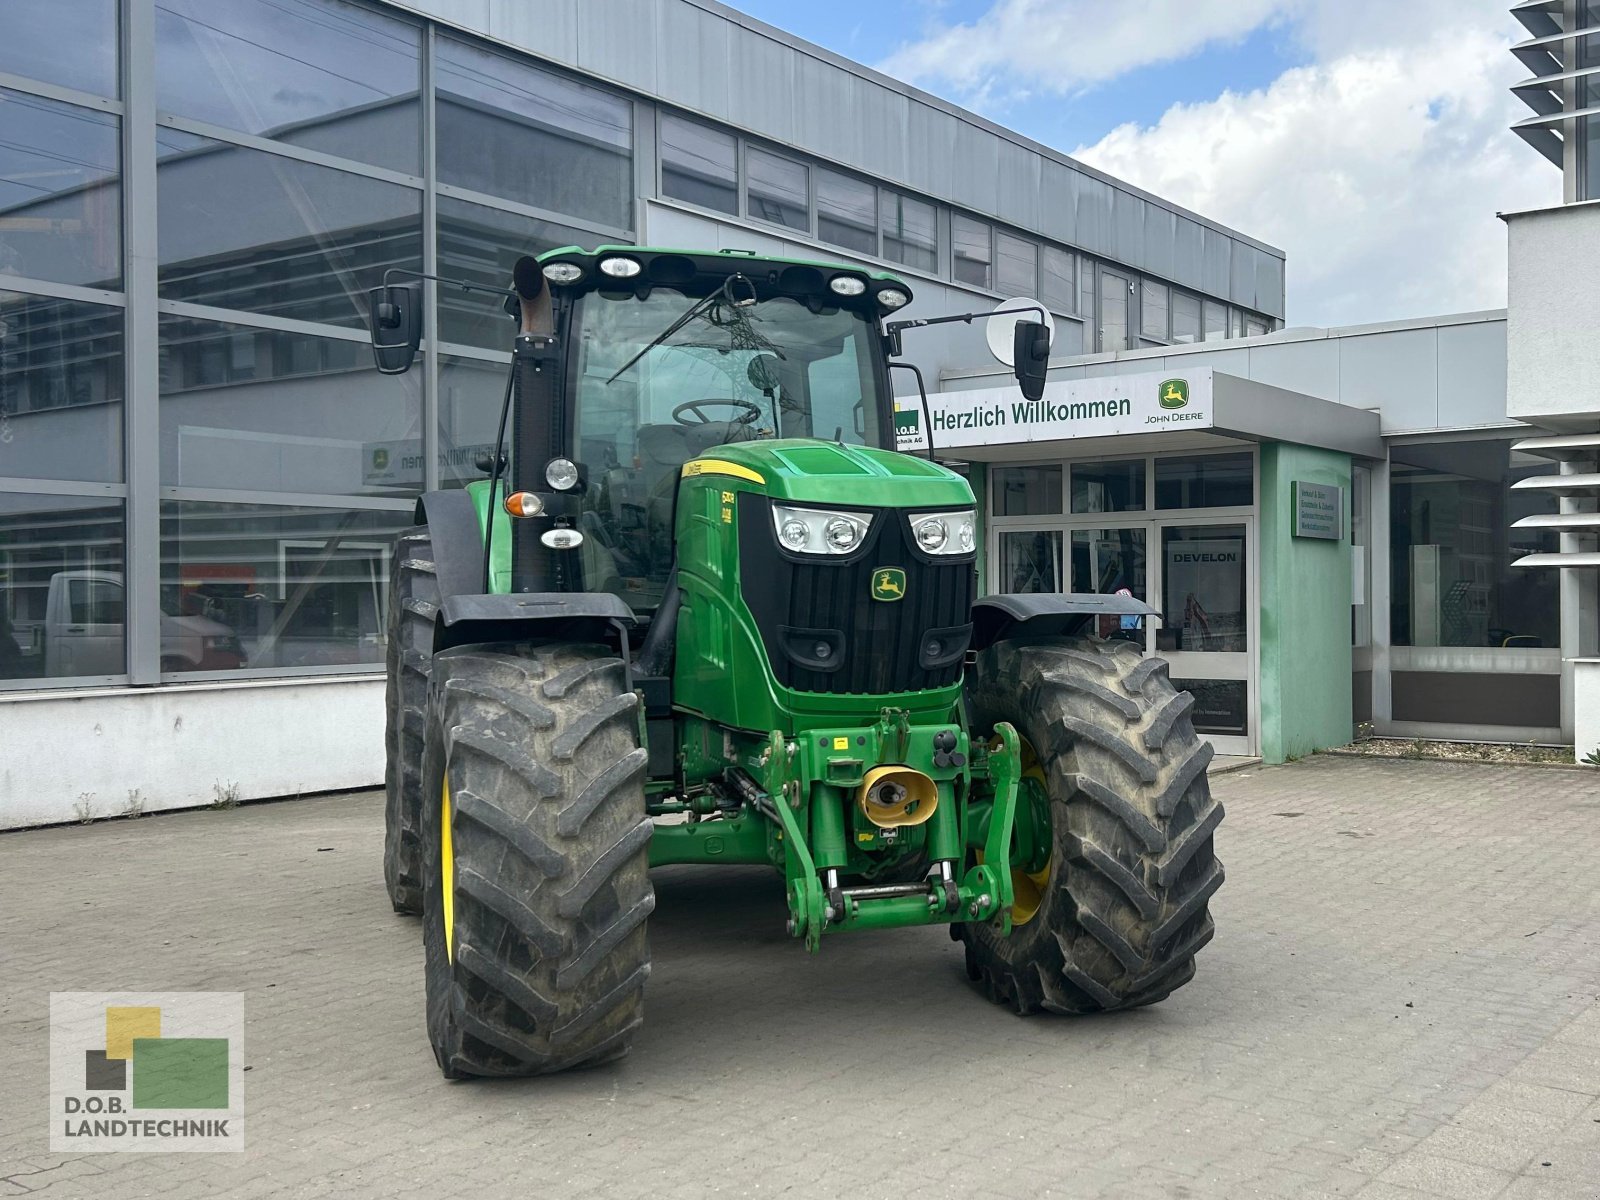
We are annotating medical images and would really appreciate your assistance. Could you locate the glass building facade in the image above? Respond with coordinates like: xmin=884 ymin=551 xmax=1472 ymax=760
xmin=0 ymin=0 xmax=1279 ymax=693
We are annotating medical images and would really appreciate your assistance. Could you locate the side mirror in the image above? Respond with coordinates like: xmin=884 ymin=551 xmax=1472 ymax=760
xmin=1012 ymin=319 xmax=1050 ymax=402
xmin=367 ymin=282 xmax=421 ymax=375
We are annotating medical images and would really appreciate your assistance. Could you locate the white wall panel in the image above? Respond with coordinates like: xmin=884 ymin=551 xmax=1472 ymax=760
xmin=0 ymin=678 xmax=384 ymax=829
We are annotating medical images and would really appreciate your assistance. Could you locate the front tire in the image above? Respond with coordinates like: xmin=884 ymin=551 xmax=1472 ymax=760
xmin=383 ymin=525 xmax=437 ymax=915
xmin=960 ymin=636 xmax=1225 ymax=1014
xmin=420 ymin=643 xmax=654 ymax=1077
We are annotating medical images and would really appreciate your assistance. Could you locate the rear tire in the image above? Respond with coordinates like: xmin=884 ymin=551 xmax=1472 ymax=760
xmin=383 ymin=526 xmax=436 ymax=915
xmin=960 ymin=636 xmax=1224 ymax=1014
xmin=421 ymin=643 xmax=654 ymax=1077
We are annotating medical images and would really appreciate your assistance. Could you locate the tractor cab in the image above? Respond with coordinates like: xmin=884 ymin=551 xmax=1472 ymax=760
xmin=551 ymin=247 xmax=903 ymax=612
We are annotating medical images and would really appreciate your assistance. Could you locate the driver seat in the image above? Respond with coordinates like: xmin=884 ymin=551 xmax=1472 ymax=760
xmin=636 ymin=421 xmax=753 ymax=560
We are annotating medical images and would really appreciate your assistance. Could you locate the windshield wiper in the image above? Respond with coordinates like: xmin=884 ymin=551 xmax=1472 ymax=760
xmin=605 ymin=273 xmax=758 ymax=385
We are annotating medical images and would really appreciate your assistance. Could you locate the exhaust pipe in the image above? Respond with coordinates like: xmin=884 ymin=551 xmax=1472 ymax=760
xmin=857 ymin=766 xmax=938 ymax=829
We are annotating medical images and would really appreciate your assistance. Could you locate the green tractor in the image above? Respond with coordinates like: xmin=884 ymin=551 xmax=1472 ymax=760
xmin=370 ymin=246 xmax=1224 ymax=1078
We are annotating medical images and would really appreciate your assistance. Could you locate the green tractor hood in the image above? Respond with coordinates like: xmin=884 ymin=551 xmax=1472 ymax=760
xmin=690 ymin=439 xmax=975 ymax=508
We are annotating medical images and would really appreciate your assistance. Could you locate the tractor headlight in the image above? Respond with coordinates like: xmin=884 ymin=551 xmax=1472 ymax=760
xmin=779 ymin=518 xmax=810 ymax=551
xmin=545 ymin=457 xmax=579 ymax=490
xmin=542 ymin=262 xmax=583 ymax=284
xmin=913 ymin=510 xmax=976 ymax=556
xmin=770 ymin=504 xmax=872 ymax=556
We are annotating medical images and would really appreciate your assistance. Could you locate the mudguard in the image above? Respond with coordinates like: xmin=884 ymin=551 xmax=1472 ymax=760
xmin=433 ymin=593 xmax=636 ymax=655
xmin=969 ymin=592 xmax=1158 ymax=651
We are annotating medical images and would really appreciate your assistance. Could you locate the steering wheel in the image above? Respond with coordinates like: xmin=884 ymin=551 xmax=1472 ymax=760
xmin=672 ymin=398 xmax=762 ymax=426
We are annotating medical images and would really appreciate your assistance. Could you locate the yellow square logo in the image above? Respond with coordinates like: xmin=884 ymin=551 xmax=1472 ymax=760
xmin=105 ymin=1007 xmax=161 ymax=1061
xmin=832 ymin=737 xmax=849 ymax=751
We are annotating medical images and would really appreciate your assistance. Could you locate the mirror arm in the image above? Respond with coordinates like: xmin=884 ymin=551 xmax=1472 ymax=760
xmin=885 ymin=304 xmax=1049 ymax=335
xmin=887 ymin=361 xmax=936 ymax=462
xmin=381 ymin=267 xmax=518 ymax=304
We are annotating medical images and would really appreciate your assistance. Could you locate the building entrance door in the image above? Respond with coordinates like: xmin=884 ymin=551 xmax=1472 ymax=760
xmin=1055 ymin=519 xmax=1254 ymax=756
xmin=1154 ymin=520 xmax=1253 ymax=756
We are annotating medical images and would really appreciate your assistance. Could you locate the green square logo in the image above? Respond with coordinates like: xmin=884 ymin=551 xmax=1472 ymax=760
xmin=1158 ymin=378 xmax=1189 ymax=410
xmin=894 ymin=409 xmax=920 ymax=433
xmin=131 ymin=1038 xmax=229 ymax=1109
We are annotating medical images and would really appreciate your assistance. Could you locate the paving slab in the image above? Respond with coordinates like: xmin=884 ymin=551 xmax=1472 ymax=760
xmin=1 ymin=755 xmax=1598 ymax=1199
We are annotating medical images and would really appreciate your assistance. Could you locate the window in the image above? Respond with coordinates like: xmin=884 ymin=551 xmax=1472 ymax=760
xmin=158 ymin=314 xmax=423 ymax=497
xmin=157 ymin=139 xmax=422 ymax=329
xmin=1171 ymin=291 xmax=1201 ymax=344
xmin=0 ymin=493 xmax=126 ymax=683
xmin=69 ymin=577 xmax=123 ymax=625
xmin=1072 ymin=460 xmax=1145 ymax=513
xmin=1155 ymin=452 xmax=1253 ymax=509
xmin=0 ymin=292 xmax=124 ymax=485
xmin=816 ymin=169 xmax=877 ymax=255
xmin=745 ymin=147 xmax=808 ymax=230
xmin=158 ymin=501 xmax=411 ymax=672
xmin=951 ymin=215 xmax=992 ymax=289
xmin=995 ymin=232 xmax=1037 ymax=297
xmin=880 ymin=190 xmax=936 ymax=273
xmin=992 ymin=466 xmax=1062 ymax=516
xmin=660 ymin=115 xmax=737 ymax=215
xmin=1040 ymin=246 xmax=1075 ymax=315
xmin=1140 ymin=280 xmax=1169 ymax=340
xmin=436 ymin=196 xmax=592 ymax=350
xmin=0 ymin=89 xmax=121 ymax=289
xmin=1203 ymin=300 xmax=1228 ymax=342
xmin=998 ymin=531 xmax=1062 ymax=592
xmin=0 ymin=0 xmax=118 ymax=98
xmin=1388 ymin=440 xmax=1559 ymax=648
xmin=438 ymin=356 xmax=511 ymax=491
xmin=1244 ymin=313 xmax=1270 ymax=338
xmin=1161 ymin=524 xmax=1247 ymax=652
xmin=156 ymin=0 xmax=421 ymax=173
xmin=435 ymin=35 xmax=632 ymax=229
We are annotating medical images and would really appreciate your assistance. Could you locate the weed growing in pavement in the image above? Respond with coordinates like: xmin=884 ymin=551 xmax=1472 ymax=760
xmin=72 ymin=793 xmax=95 ymax=823
xmin=211 ymin=781 xmax=241 ymax=809
xmin=121 ymin=789 xmax=145 ymax=819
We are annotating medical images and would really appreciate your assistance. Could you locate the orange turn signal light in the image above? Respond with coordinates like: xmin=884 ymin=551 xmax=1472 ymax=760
xmin=503 ymin=491 xmax=544 ymax=518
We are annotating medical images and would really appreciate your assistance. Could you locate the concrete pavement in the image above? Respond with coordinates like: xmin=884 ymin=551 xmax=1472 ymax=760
xmin=2 ymin=755 xmax=1597 ymax=1199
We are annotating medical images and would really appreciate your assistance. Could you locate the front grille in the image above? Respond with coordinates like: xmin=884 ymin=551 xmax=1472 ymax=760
xmin=738 ymin=494 xmax=976 ymax=695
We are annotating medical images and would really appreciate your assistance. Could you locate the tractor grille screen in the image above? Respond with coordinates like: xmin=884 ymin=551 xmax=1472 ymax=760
xmin=738 ymin=495 xmax=976 ymax=695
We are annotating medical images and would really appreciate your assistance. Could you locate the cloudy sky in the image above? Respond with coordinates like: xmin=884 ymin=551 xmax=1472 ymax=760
xmin=725 ymin=0 xmax=1556 ymax=328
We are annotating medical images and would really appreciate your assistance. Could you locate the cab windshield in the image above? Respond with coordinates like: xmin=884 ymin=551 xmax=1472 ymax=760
xmin=569 ymin=288 xmax=886 ymax=611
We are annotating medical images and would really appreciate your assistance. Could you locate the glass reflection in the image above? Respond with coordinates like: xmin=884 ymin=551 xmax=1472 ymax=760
xmin=0 ymin=89 xmax=121 ymax=289
xmin=0 ymin=0 xmax=119 ymax=98
xmin=158 ymin=314 xmax=422 ymax=497
xmin=0 ymin=494 xmax=125 ymax=681
xmin=436 ymin=196 xmax=592 ymax=350
xmin=160 ymin=501 xmax=411 ymax=671
xmin=156 ymin=0 xmax=421 ymax=173
xmin=435 ymin=36 xmax=632 ymax=230
xmin=157 ymin=138 xmax=421 ymax=328
xmin=0 ymin=291 xmax=124 ymax=484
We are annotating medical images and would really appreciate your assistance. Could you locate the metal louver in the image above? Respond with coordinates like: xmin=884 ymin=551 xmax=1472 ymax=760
xmin=1512 ymin=431 xmax=1600 ymax=568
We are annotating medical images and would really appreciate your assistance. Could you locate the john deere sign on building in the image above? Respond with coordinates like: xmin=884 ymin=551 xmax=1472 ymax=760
xmin=896 ymin=369 xmax=1214 ymax=453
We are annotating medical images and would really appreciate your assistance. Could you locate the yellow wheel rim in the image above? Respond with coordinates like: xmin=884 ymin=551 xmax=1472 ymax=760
xmin=980 ymin=738 xmax=1053 ymax=926
xmin=440 ymin=776 xmax=455 ymax=964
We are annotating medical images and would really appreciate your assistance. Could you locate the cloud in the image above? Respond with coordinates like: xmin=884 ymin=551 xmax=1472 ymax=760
xmin=1074 ymin=24 xmax=1554 ymax=325
xmin=879 ymin=0 xmax=1285 ymax=96
xmin=878 ymin=0 xmax=1557 ymax=327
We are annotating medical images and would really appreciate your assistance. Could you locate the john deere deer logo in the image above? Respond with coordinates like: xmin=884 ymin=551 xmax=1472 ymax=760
xmin=1159 ymin=378 xmax=1189 ymax=410
xmin=872 ymin=568 xmax=906 ymax=602
xmin=372 ymin=448 xmax=390 ymax=470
